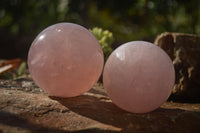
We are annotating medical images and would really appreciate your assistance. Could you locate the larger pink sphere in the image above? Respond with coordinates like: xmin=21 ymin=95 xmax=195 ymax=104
xmin=28 ymin=23 xmax=104 ymax=97
xmin=103 ymin=41 xmax=175 ymax=113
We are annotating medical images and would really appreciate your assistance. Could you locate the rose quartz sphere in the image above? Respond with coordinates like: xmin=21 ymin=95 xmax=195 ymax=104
xmin=103 ymin=41 xmax=175 ymax=113
xmin=28 ymin=23 xmax=104 ymax=97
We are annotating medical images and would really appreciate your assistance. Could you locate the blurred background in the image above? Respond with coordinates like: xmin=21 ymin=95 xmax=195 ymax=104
xmin=0 ymin=0 xmax=200 ymax=59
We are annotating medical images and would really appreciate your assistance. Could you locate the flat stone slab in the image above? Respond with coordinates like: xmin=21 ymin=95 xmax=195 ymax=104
xmin=0 ymin=78 xmax=200 ymax=133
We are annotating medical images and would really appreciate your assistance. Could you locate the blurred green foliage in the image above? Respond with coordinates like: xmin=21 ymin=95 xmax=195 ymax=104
xmin=0 ymin=0 xmax=200 ymax=51
xmin=90 ymin=27 xmax=114 ymax=61
xmin=0 ymin=61 xmax=27 ymax=79
xmin=0 ymin=71 xmax=13 ymax=79
xmin=0 ymin=0 xmax=69 ymax=37
xmin=17 ymin=61 xmax=26 ymax=76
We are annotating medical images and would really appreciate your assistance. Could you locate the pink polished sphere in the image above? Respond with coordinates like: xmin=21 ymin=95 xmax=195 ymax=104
xmin=103 ymin=41 xmax=175 ymax=113
xmin=28 ymin=23 xmax=104 ymax=97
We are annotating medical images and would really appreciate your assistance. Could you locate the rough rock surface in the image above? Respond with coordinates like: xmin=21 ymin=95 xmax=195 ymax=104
xmin=0 ymin=78 xmax=200 ymax=133
xmin=154 ymin=32 xmax=200 ymax=102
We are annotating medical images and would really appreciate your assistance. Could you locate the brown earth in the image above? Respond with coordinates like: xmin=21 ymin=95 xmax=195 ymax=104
xmin=0 ymin=78 xmax=200 ymax=133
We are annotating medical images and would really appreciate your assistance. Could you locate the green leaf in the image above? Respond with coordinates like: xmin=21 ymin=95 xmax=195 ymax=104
xmin=17 ymin=62 xmax=27 ymax=76
xmin=90 ymin=27 xmax=114 ymax=61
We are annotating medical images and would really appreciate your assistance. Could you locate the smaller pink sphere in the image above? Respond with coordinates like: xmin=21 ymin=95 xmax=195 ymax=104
xmin=103 ymin=41 xmax=175 ymax=113
xmin=28 ymin=23 xmax=104 ymax=97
